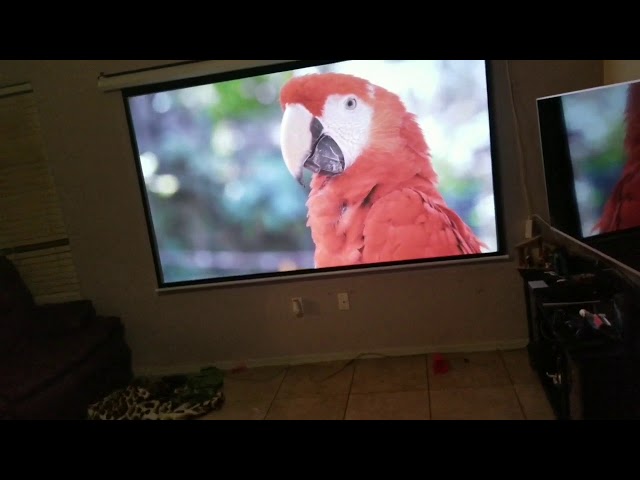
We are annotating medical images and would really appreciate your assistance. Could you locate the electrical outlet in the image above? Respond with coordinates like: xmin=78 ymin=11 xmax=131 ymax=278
xmin=337 ymin=292 xmax=350 ymax=310
xmin=291 ymin=297 xmax=304 ymax=317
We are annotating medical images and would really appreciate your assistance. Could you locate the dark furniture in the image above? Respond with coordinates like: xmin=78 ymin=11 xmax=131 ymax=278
xmin=519 ymin=220 xmax=640 ymax=420
xmin=523 ymin=271 xmax=640 ymax=419
xmin=0 ymin=256 xmax=132 ymax=420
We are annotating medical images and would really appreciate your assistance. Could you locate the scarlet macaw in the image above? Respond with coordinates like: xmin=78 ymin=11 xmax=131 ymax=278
xmin=595 ymin=82 xmax=640 ymax=234
xmin=279 ymin=72 xmax=484 ymax=268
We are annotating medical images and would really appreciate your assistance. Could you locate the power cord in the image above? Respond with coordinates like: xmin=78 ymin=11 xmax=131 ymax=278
xmin=321 ymin=352 xmax=389 ymax=381
xmin=224 ymin=352 xmax=393 ymax=384
xmin=224 ymin=368 xmax=287 ymax=382
xmin=505 ymin=60 xmax=534 ymax=219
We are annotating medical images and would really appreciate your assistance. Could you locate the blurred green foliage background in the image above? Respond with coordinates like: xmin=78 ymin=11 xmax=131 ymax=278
xmin=562 ymin=84 xmax=628 ymax=236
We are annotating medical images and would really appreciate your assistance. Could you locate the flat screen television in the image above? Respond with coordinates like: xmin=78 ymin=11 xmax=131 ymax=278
xmin=123 ymin=60 xmax=504 ymax=289
xmin=537 ymin=78 xmax=640 ymax=271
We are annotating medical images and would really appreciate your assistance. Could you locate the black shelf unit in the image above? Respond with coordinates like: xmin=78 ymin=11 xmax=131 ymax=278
xmin=522 ymin=271 xmax=640 ymax=420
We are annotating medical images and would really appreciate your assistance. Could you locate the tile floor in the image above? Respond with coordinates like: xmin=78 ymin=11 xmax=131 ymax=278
xmin=200 ymin=348 xmax=556 ymax=420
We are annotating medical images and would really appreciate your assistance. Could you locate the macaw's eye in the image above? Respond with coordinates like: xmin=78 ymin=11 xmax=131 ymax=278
xmin=345 ymin=97 xmax=357 ymax=110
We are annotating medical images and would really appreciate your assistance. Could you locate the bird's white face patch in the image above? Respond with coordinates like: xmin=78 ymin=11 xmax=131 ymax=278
xmin=320 ymin=93 xmax=374 ymax=170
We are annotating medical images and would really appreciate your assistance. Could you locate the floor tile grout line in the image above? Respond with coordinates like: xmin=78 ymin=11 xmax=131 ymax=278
xmin=263 ymin=365 xmax=290 ymax=420
xmin=425 ymin=354 xmax=432 ymax=420
xmin=498 ymin=349 xmax=527 ymax=420
xmin=498 ymin=349 xmax=516 ymax=385
xmin=258 ymin=351 xmax=531 ymax=420
xmin=342 ymin=359 xmax=358 ymax=420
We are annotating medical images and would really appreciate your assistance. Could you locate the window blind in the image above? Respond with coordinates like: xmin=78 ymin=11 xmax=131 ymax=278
xmin=0 ymin=84 xmax=82 ymax=304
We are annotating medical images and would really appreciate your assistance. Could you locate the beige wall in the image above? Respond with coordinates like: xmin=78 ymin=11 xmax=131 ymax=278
xmin=0 ymin=60 xmax=603 ymax=373
xmin=604 ymin=60 xmax=640 ymax=84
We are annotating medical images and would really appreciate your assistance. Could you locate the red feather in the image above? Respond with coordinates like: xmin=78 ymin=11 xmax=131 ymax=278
xmin=282 ymin=73 xmax=484 ymax=268
xmin=280 ymin=73 xmax=373 ymax=117
xmin=596 ymin=82 xmax=640 ymax=234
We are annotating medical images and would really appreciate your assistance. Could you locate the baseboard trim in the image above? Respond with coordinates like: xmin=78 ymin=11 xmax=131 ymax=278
xmin=133 ymin=338 xmax=529 ymax=377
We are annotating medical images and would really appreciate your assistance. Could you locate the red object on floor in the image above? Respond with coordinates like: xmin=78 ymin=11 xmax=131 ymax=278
xmin=230 ymin=364 xmax=248 ymax=374
xmin=432 ymin=353 xmax=450 ymax=375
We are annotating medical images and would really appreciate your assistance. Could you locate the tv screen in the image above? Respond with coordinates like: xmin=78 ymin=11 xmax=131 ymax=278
xmin=123 ymin=60 xmax=503 ymax=288
xmin=538 ymin=79 xmax=640 ymax=240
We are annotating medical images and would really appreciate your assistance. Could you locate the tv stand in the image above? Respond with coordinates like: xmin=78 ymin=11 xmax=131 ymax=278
xmin=523 ymin=277 xmax=639 ymax=419
xmin=519 ymin=217 xmax=640 ymax=420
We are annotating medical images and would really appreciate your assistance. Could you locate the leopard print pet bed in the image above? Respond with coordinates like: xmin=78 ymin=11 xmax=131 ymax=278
xmin=88 ymin=366 xmax=225 ymax=420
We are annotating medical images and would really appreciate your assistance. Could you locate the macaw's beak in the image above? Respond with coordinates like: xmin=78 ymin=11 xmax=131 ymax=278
xmin=280 ymin=104 xmax=345 ymax=185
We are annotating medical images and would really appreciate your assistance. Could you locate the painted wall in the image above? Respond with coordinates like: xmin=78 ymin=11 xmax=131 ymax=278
xmin=604 ymin=60 xmax=640 ymax=84
xmin=0 ymin=60 xmax=603 ymax=373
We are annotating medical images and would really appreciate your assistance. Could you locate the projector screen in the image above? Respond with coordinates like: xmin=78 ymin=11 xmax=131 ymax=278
xmin=123 ymin=60 xmax=503 ymax=288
